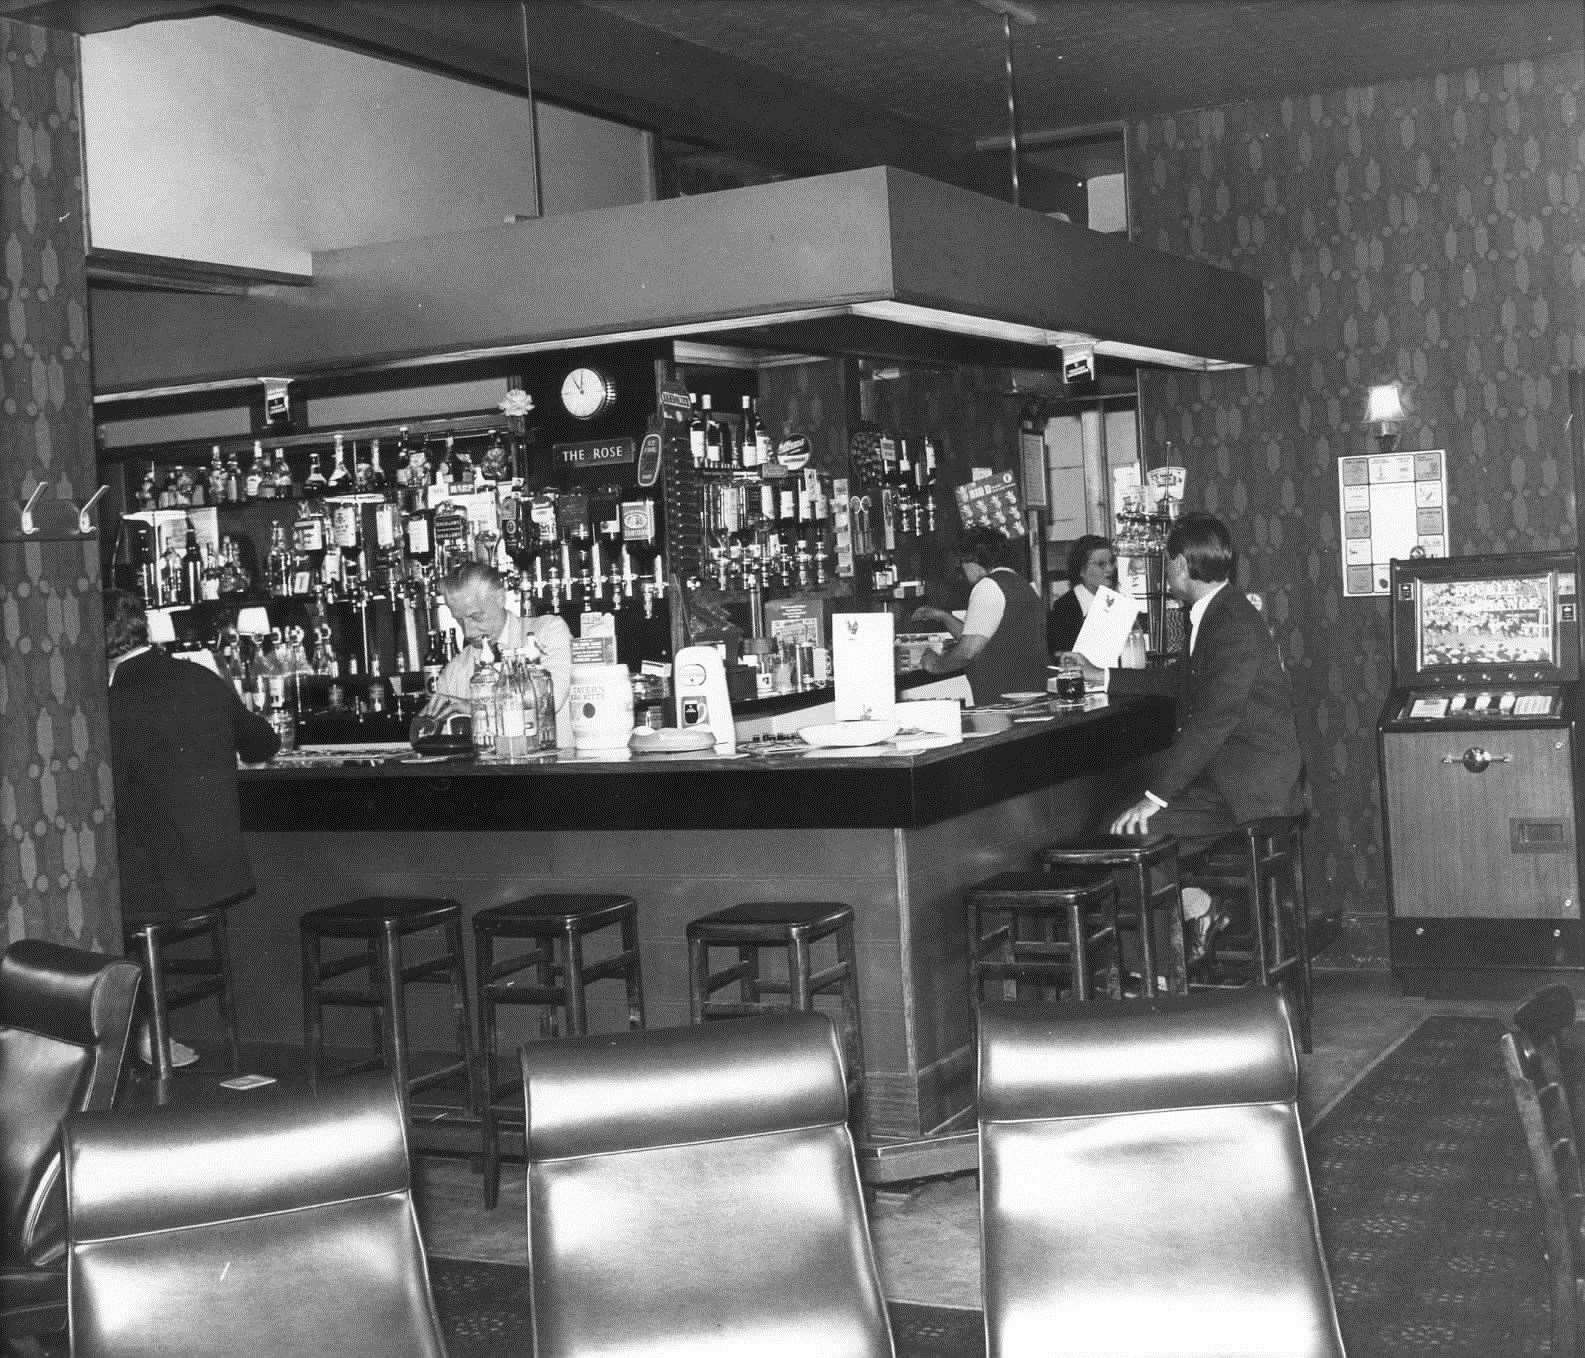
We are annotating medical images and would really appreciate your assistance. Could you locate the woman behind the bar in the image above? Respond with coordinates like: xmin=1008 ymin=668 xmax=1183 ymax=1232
xmin=911 ymin=526 xmax=1048 ymax=704
xmin=1047 ymin=534 xmax=1118 ymax=656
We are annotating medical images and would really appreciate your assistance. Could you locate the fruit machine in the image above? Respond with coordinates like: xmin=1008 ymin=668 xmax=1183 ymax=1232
xmin=1378 ymin=549 xmax=1585 ymax=993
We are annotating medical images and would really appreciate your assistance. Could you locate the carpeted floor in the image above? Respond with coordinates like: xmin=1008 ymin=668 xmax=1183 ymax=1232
xmin=1307 ymin=1014 xmax=1552 ymax=1356
xmin=429 ymin=1013 xmax=1553 ymax=1356
xmin=427 ymin=1258 xmax=981 ymax=1358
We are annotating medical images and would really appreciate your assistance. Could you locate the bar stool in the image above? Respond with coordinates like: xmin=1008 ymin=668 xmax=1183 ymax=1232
xmin=1038 ymin=833 xmax=1189 ymax=996
xmin=473 ymin=892 xmax=646 ymax=1208
xmin=966 ymin=869 xmax=1121 ymax=1005
xmin=686 ymin=901 xmax=865 ymax=1119
xmin=124 ymin=903 xmax=242 ymax=1082
xmin=1183 ymin=816 xmax=1314 ymax=1052
xmin=299 ymin=895 xmax=478 ymax=1116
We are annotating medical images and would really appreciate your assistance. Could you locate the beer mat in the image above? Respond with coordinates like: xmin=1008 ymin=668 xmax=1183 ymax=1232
xmin=218 ymin=1074 xmax=277 ymax=1091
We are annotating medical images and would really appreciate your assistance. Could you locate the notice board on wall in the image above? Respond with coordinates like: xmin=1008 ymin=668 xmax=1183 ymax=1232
xmin=1338 ymin=449 xmax=1447 ymax=597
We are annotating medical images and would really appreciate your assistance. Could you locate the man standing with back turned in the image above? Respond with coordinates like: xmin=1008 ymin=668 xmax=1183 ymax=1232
xmin=1067 ymin=512 xmax=1304 ymax=952
xmin=105 ymin=588 xmax=279 ymax=1069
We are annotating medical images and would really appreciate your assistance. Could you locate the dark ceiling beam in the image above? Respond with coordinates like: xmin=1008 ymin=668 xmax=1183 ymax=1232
xmin=3 ymin=0 xmax=1073 ymax=205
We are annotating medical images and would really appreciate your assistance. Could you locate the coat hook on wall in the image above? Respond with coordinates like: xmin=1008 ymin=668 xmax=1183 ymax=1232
xmin=6 ymin=482 xmax=110 ymax=543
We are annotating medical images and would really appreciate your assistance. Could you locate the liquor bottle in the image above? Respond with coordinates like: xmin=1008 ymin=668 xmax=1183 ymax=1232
xmin=223 ymin=448 xmax=242 ymax=504
xmin=178 ymin=463 xmax=203 ymax=508
xmin=207 ymin=445 xmax=227 ymax=507
xmin=266 ymin=522 xmax=292 ymax=598
xmin=218 ymin=537 xmax=249 ymax=597
xmin=688 ymin=395 xmax=708 ymax=468
xmin=355 ymin=438 xmax=378 ymax=492
xmin=135 ymin=467 xmax=158 ymax=510
xmin=741 ymin=395 xmax=764 ymax=471
xmin=327 ymin=434 xmax=352 ymax=490
xmin=303 ymin=450 xmax=328 ymax=498
xmin=271 ymin=447 xmax=294 ymax=500
xmin=244 ymin=442 xmax=267 ymax=501
xmin=161 ymin=540 xmax=185 ymax=606
xmin=468 ymin=639 xmax=505 ymax=756
xmin=181 ymin=517 xmax=204 ymax=604
xmin=480 ymin=429 xmax=510 ymax=484
xmin=200 ymin=544 xmax=223 ymax=601
xmin=703 ymin=394 xmax=722 ymax=468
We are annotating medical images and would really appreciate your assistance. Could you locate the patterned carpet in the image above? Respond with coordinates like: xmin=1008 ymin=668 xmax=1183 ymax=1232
xmin=427 ymin=1257 xmax=980 ymax=1357
xmin=431 ymin=1014 xmax=1551 ymax=1357
xmin=1307 ymin=1014 xmax=1552 ymax=1357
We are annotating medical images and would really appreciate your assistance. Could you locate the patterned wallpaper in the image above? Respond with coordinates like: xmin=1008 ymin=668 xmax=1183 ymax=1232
xmin=0 ymin=18 xmax=119 ymax=950
xmin=1131 ymin=49 xmax=1585 ymax=964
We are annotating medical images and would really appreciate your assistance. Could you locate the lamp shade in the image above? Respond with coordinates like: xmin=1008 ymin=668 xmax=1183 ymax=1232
xmin=235 ymin=606 xmax=273 ymax=636
xmin=1365 ymin=383 xmax=1406 ymax=427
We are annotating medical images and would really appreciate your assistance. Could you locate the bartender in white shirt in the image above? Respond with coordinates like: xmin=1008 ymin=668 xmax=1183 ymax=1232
xmin=422 ymin=562 xmax=574 ymax=747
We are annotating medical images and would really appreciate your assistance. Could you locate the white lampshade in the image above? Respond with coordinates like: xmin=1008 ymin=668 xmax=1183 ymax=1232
xmin=145 ymin=609 xmax=177 ymax=645
xmin=235 ymin=606 xmax=273 ymax=636
xmin=1365 ymin=383 xmax=1406 ymax=428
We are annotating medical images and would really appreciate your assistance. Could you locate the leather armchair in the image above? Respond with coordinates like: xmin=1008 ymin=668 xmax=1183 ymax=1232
xmin=978 ymin=989 xmax=1345 ymax=1358
xmin=63 ymin=1073 xmax=446 ymax=1357
xmin=521 ymin=1011 xmax=895 ymax=1357
xmin=0 ymin=939 xmax=141 ymax=1344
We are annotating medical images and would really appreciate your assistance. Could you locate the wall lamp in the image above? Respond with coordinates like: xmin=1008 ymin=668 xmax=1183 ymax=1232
xmin=1365 ymin=383 xmax=1407 ymax=454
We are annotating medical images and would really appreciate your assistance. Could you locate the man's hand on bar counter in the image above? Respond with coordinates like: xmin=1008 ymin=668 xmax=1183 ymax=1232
xmin=1110 ymin=795 xmax=1161 ymax=836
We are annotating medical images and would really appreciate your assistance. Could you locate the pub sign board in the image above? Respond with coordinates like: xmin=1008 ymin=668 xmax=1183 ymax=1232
xmin=555 ymin=437 xmax=637 ymax=471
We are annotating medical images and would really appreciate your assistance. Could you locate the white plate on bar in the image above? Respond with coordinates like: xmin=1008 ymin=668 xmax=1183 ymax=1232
xmin=797 ymin=720 xmax=900 ymax=748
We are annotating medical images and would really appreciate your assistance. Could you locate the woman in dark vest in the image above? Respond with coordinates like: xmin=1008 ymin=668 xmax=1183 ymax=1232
xmin=911 ymin=526 xmax=1049 ymax=704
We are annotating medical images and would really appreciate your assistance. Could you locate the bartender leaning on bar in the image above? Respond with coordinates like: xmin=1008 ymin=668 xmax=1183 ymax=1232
xmin=423 ymin=562 xmax=574 ymax=747
xmin=911 ymin=525 xmax=1049 ymax=704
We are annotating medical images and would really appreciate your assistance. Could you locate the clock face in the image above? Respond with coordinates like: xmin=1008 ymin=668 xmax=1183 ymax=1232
xmin=560 ymin=367 xmax=616 ymax=420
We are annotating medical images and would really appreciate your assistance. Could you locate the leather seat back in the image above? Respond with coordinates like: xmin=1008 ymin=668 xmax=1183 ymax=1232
xmin=64 ymin=1073 xmax=446 ymax=1358
xmin=522 ymin=1012 xmax=894 ymax=1358
xmin=978 ymin=990 xmax=1344 ymax=1358
xmin=0 ymin=940 xmax=140 ymax=1268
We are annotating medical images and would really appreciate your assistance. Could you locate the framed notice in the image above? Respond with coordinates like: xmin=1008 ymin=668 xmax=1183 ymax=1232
xmin=1338 ymin=449 xmax=1446 ymax=597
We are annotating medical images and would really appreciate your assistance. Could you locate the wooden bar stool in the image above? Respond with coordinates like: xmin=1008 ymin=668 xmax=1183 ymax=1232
xmin=299 ymin=895 xmax=479 ymax=1116
xmin=1183 ymin=817 xmax=1314 ymax=1051
xmin=966 ymin=870 xmax=1121 ymax=1005
xmin=1038 ymin=833 xmax=1189 ymax=996
xmin=686 ymin=901 xmax=865 ymax=1119
xmin=473 ymin=892 xmax=646 ymax=1208
xmin=124 ymin=904 xmax=242 ymax=1082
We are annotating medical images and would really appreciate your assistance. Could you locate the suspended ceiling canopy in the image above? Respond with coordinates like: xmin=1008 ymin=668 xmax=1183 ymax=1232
xmin=89 ymin=167 xmax=1265 ymax=401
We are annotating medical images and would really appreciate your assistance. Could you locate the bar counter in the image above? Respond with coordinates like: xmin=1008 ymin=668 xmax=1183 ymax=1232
xmin=231 ymin=694 xmax=1173 ymax=1140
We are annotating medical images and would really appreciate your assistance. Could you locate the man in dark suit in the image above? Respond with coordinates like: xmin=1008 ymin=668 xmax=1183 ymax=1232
xmin=1068 ymin=513 xmax=1303 ymax=948
xmin=105 ymin=589 xmax=279 ymax=1064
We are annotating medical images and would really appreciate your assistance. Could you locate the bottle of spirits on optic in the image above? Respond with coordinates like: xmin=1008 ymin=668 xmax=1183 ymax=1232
xmin=327 ymin=433 xmax=352 ymax=491
xmin=271 ymin=447 xmax=295 ymax=500
xmin=244 ymin=441 xmax=267 ymax=501
xmin=688 ymin=395 xmax=708 ymax=468
xmin=207 ymin=445 xmax=227 ymax=506
xmin=303 ymin=450 xmax=328 ymax=498
xmin=266 ymin=522 xmax=292 ymax=598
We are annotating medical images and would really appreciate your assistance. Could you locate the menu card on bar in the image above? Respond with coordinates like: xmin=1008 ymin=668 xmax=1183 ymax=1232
xmin=833 ymin=613 xmax=896 ymax=723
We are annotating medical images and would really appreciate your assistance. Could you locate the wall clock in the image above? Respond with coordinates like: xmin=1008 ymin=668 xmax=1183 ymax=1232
xmin=560 ymin=366 xmax=617 ymax=420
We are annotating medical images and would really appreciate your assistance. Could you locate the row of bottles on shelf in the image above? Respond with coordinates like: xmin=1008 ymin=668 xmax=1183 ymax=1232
xmin=688 ymin=393 xmax=774 ymax=471
xmin=699 ymin=469 xmax=833 ymax=593
xmin=850 ymin=427 xmax=941 ymax=541
xmin=132 ymin=426 xmax=518 ymax=511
